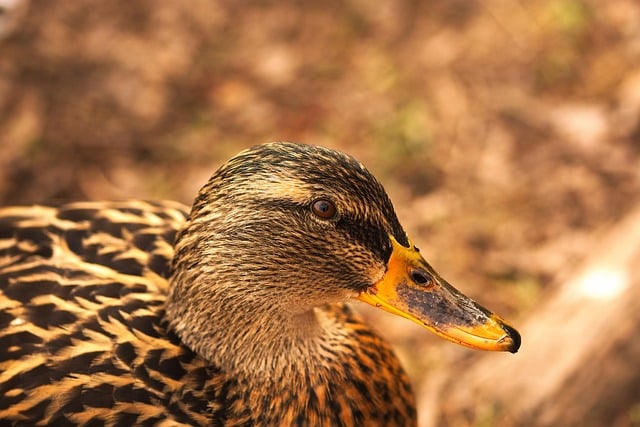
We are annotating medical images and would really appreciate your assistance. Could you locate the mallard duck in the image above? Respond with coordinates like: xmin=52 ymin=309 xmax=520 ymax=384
xmin=0 ymin=142 xmax=519 ymax=426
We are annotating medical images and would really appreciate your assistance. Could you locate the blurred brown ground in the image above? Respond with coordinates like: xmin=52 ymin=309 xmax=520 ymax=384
xmin=0 ymin=0 xmax=639 ymax=425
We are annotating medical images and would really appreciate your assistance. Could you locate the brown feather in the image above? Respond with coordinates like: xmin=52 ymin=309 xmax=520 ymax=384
xmin=0 ymin=143 xmax=418 ymax=425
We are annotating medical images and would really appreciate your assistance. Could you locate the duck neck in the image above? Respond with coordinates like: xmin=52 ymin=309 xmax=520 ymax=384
xmin=165 ymin=281 xmax=339 ymax=382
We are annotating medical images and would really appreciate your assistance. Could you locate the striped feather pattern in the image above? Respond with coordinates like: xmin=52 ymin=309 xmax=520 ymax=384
xmin=0 ymin=201 xmax=416 ymax=425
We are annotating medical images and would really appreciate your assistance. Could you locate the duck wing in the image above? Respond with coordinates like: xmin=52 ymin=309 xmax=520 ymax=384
xmin=0 ymin=202 xmax=220 ymax=425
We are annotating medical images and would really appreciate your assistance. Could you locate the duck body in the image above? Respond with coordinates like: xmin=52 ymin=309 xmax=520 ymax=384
xmin=0 ymin=142 xmax=519 ymax=425
xmin=0 ymin=202 xmax=413 ymax=425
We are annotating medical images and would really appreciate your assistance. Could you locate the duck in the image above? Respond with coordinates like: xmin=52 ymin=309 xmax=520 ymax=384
xmin=0 ymin=142 xmax=520 ymax=426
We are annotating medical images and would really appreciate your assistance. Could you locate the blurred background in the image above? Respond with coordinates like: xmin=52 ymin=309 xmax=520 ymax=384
xmin=1 ymin=0 xmax=639 ymax=425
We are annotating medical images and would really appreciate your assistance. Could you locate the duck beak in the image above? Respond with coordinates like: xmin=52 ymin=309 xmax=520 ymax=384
xmin=358 ymin=236 xmax=521 ymax=353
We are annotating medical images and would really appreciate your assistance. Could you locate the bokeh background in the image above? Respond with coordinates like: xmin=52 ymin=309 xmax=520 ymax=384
xmin=1 ymin=1 xmax=639 ymax=426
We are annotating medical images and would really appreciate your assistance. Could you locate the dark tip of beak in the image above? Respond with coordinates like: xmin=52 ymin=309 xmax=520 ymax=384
xmin=503 ymin=323 xmax=521 ymax=354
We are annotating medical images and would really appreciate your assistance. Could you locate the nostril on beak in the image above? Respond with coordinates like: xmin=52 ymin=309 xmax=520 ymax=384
xmin=410 ymin=268 xmax=432 ymax=287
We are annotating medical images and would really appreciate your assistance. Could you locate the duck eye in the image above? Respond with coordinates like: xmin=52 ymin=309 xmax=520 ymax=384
xmin=311 ymin=199 xmax=337 ymax=219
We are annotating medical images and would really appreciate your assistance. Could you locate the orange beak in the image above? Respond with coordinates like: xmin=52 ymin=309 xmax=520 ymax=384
xmin=358 ymin=236 xmax=520 ymax=353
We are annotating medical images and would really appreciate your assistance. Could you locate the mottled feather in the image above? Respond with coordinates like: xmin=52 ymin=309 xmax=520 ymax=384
xmin=0 ymin=144 xmax=418 ymax=426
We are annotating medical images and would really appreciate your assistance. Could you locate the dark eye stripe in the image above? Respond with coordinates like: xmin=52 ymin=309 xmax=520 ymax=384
xmin=251 ymin=198 xmax=397 ymax=264
xmin=335 ymin=216 xmax=392 ymax=263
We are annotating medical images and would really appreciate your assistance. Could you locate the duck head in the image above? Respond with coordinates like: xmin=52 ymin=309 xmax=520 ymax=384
xmin=166 ymin=142 xmax=520 ymax=374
